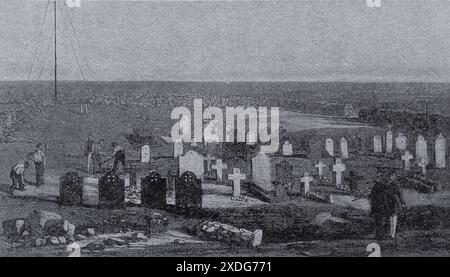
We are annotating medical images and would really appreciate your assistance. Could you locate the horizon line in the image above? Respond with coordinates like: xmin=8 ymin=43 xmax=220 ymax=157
xmin=3 ymin=78 xmax=450 ymax=83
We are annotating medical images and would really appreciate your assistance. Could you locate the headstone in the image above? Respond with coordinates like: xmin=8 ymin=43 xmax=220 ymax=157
xmin=228 ymin=168 xmax=246 ymax=198
xmin=59 ymin=172 xmax=82 ymax=206
xmin=401 ymin=151 xmax=414 ymax=170
xmin=282 ymin=141 xmax=293 ymax=156
xmin=395 ymin=133 xmax=407 ymax=151
xmin=275 ymin=160 xmax=294 ymax=185
xmin=82 ymin=177 xmax=99 ymax=206
xmin=141 ymin=171 xmax=167 ymax=209
xmin=373 ymin=135 xmax=382 ymax=153
xmin=332 ymin=158 xmax=346 ymax=188
xmin=435 ymin=133 xmax=446 ymax=168
xmin=340 ymin=137 xmax=349 ymax=159
xmin=251 ymin=152 xmax=272 ymax=191
xmin=300 ymin=172 xmax=313 ymax=195
xmin=386 ymin=131 xmax=393 ymax=153
xmin=179 ymin=150 xmax=204 ymax=179
xmin=314 ymin=161 xmax=327 ymax=177
xmin=204 ymin=119 xmax=220 ymax=144
xmin=211 ymin=159 xmax=228 ymax=182
xmin=99 ymin=172 xmax=125 ymax=209
xmin=415 ymin=135 xmax=428 ymax=165
xmin=173 ymin=140 xmax=183 ymax=158
xmin=175 ymin=171 xmax=202 ymax=209
xmin=141 ymin=145 xmax=150 ymax=163
xmin=325 ymin=138 xmax=334 ymax=157
xmin=204 ymin=153 xmax=216 ymax=173
xmin=309 ymin=141 xmax=322 ymax=160
xmin=247 ymin=131 xmax=257 ymax=145
xmin=418 ymin=159 xmax=427 ymax=175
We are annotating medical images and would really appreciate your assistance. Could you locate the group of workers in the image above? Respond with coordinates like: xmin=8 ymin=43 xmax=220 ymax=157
xmin=9 ymin=134 xmax=127 ymax=195
xmin=84 ymin=133 xmax=126 ymax=174
xmin=9 ymin=143 xmax=46 ymax=195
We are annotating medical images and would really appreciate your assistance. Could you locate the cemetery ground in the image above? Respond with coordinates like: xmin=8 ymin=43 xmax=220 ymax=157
xmin=1 ymin=188 xmax=450 ymax=257
xmin=1 ymin=103 xmax=450 ymax=256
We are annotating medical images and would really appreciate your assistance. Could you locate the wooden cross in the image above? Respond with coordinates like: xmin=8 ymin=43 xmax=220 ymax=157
xmin=332 ymin=158 xmax=346 ymax=187
xmin=211 ymin=159 xmax=228 ymax=182
xmin=401 ymin=151 xmax=414 ymax=170
xmin=315 ymin=161 xmax=327 ymax=177
xmin=300 ymin=172 xmax=313 ymax=195
xmin=228 ymin=168 xmax=246 ymax=198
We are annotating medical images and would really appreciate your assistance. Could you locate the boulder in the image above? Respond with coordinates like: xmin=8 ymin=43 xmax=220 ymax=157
xmin=24 ymin=210 xmax=65 ymax=238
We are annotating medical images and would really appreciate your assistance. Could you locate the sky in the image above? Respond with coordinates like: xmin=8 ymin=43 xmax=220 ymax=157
xmin=2 ymin=0 xmax=450 ymax=82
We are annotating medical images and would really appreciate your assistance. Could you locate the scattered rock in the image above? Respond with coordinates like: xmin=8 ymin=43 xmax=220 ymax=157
xmin=84 ymin=241 xmax=105 ymax=252
xmin=58 ymin=236 xmax=67 ymax=244
xmin=87 ymin=228 xmax=95 ymax=236
xmin=49 ymin=237 xmax=60 ymax=245
xmin=197 ymin=221 xmax=263 ymax=247
xmin=104 ymin=237 xmax=128 ymax=246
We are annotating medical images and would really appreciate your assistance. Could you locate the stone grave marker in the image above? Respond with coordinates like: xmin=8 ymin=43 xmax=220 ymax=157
xmin=401 ymin=151 xmax=414 ymax=170
xmin=204 ymin=153 xmax=216 ymax=173
xmin=325 ymin=138 xmax=334 ymax=157
xmin=386 ymin=131 xmax=393 ymax=153
xmin=141 ymin=145 xmax=150 ymax=163
xmin=332 ymin=158 xmax=346 ymax=188
xmin=173 ymin=140 xmax=183 ymax=158
xmin=300 ymin=172 xmax=313 ymax=195
xmin=252 ymin=152 xmax=272 ymax=191
xmin=99 ymin=171 xmax=125 ymax=209
xmin=179 ymin=150 xmax=204 ymax=179
xmin=282 ymin=141 xmax=293 ymax=156
xmin=373 ymin=135 xmax=382 ymax=153
xmin=141 ymin=171 xmax=167 ymax=209
xmin=418 ymin=159 xmax=427 ymax=175
xmin=59 ymin=172 xmax=82 ymax=206
xmin=275 ymin=160 xmax=294 ymax=186
xmin=228 ymin=168 xmax=246 ymax=198
xmin=395 ymin=133 xmax=407 ymax=151
xmin=82 ymin=177 xmax=99 ymax=206
xmin=435 ymin=133 xmax=446 ymax=168
xmin=175 ymin=171 xmax=202 ymax=209
xmin=211 ymin=159 xmax=227 ymax=182
xmin=315 ymin=161 xmax=327 ymax=177
xmin=415 ymin=135 xmax=428 ymax=165
xmin=340 ymin=137 xmax=349 ymax=159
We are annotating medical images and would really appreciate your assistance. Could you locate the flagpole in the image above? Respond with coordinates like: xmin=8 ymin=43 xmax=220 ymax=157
xmin=54 ymin=0 xmax=57 ymax=102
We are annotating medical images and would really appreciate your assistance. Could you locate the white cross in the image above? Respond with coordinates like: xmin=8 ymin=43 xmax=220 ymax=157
xmin=300 ymin=172 xmax=314 ymax=195
xmin=401 ymin=151 xmax=414 ymax=170
xmin=204 ymin=154 xmax=216 ymax=172
xmin=418 ymin=158 xmax=426 ymax=175
xmin=332 ymin=158 xmax=346 ymax=187
xmin=315 ymin=161 xmax=327 ymax=177
xmin=228 ymin=168 xmax=246 ymax=198
xmin=211 ymin=159 xmax=228 ymax=181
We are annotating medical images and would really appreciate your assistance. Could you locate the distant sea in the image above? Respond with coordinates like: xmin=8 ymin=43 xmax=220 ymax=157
xmin=1 ymin=81 xmax=450 ymax=115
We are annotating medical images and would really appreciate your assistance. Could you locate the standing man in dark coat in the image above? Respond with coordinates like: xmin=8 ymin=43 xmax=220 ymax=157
xmin=385 ymin=171 xmax=406 ymax=239
xmin=369 ymin=173 xmax=389 ymax=241
xmin=111 ymin=142 xmax=126 ymax=173
xmin=369 ymin=168 xmax=405 ymax=241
